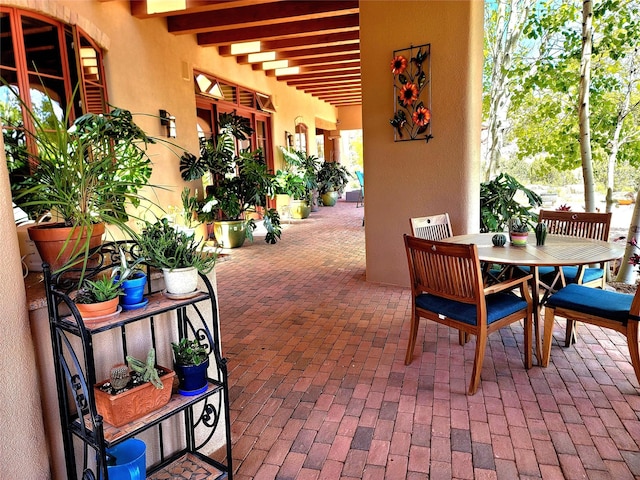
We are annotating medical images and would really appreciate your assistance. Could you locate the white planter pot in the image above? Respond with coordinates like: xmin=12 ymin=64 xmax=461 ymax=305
xmin=162 ymin=266 xmax=198 ymax=295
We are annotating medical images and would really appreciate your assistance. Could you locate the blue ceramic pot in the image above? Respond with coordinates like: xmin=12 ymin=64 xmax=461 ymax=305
xmin=174 ymin=359 xmax=209 ymax=396
xmin=120 ymin=272 xmax=147 ymax=306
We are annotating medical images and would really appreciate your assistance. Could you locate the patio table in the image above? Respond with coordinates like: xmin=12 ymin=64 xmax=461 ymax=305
xmin=444 ymin=233 xmax=625 ymax=363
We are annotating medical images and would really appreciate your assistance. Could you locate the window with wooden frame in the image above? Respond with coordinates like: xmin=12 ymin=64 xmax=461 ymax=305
xmin=1 ymin=8 xmax=108 ymax=183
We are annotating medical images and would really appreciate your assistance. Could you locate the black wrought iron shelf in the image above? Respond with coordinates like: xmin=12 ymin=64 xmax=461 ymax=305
xmin=44 ymin=241 xmax=233 ymax=480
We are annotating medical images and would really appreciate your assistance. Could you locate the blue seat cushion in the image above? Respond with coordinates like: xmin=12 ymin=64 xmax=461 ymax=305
xmin=415 ymin=292 xmax=528 ymax=326
xmin=550 ymin=266 xmax=604 ymax=284
xmin=546 ymin=283 xmax=633 ymax=323
xmin=517 ymin=266 xmax=555 ymax=276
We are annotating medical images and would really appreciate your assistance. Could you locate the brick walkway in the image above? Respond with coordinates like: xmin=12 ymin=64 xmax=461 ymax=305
xmin=215 ymin=201 xmax=640 ymax=479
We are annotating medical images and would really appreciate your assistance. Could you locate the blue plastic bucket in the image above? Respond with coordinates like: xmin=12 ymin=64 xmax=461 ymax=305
xmin=106 ymin=438 xmax=146 ymax=480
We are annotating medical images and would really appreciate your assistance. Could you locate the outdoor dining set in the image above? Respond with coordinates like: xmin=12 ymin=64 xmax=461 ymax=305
xmin=403 ymin=211 xmax=640 ymax=395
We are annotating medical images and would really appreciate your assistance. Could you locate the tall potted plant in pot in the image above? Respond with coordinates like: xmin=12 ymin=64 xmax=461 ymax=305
xmin=317 ymin=161 xmax=351 ymax=207
xmin=4 ymin=83 xmax=156 ymax=283
xmin=137 ymin=218 xmax=218 ymax=298
xmin=275 ymin=169 xmax=310 ymax=219
xmin=276 ymin=147 xmax=320 ymax=214
xmin=179 ymin=112 xmax=281 ymax=248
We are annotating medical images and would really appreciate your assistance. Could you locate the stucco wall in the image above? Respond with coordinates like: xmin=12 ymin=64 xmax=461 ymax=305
xmin=0 ymin=135 xmax=49 ymax=478
xmin=361 ymin=0 xmax=484 ymax=286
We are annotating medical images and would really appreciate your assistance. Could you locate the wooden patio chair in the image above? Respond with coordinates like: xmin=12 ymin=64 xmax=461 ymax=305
xmin=536 ymin=210 xmax=613 ymax=345
xmin=404 ymin=235 xmax=533 ymax=395
xmin=542 ymin=283 xmax=640 ymax=388
xmin=409 ymin=213 xmax=471 ymax=345
xmin=410 ymin=213 xmax=452 ymax=241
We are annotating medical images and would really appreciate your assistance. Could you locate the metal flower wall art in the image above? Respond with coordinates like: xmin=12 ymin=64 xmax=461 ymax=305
xmin=390 ymin=43 xmax=433 ymax=143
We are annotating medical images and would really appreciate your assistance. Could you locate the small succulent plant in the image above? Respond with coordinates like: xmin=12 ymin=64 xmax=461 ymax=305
xmin=109 ymin=364 xmax=131 ymax=391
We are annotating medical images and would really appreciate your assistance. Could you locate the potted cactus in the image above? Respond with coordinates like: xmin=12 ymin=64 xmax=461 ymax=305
xmin=93 ymin=348 xmax=175 ymax=427
xmin=508 ymin=216 xmax=531 ymax=246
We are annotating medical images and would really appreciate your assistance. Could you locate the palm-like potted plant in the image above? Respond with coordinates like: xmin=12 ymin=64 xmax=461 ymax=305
xmin=4 ymin=82 xmax=155 ymax=283
xmin=317 ymin=161 xmax=352 ymax=207
xmin=179 ymin=112 xmax=281 ymax=248
xmin=171 ymin=338 xmax=210 ymax=396
xmin=277 ymin=148 xmax=321 ymax=217
xmin=136 ymin=218 xmax=218 ymax=297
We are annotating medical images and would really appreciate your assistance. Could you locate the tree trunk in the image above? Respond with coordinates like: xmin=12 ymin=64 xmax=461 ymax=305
xmin=483 ymin=0 xmax=534 ymax=180
xmin=615 ymin=189 xmax=640 ymax=284
xmin=579 ymin=0 xmax=596 ymax=212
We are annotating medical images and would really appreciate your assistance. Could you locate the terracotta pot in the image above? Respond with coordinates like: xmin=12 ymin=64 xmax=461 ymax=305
xmin=28 ymin=222 xmax=105 ymax=272
xmin=94 ymin=366 xmax=175 ymax=427
xmin=75 ymin=297 xmax=120 ymax=321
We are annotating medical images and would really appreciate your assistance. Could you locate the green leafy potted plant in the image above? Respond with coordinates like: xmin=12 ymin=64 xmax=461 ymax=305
xmin=317 ymin=161 xmax=352 ymax=207
xmin=137 ymin=218 xmax=218 ymax=297
xmin=280 ymin=147 xmax=321 ymax=214
xmin=480 ymin=173 xmax=541 ymax=233
xmin=171 ymin=338 xmax=210 ymax=396
xmin=275 ymin=166 xmax=310 ymax=219
xmin=3 ymin=82 xmax=156 ymax=283
xmin=179 ymin=112 xmax=281 ymax=247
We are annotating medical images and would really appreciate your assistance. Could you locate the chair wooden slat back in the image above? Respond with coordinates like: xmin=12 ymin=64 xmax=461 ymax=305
xmin=405 ymin=235 xmax=483 ymax=305
xmin=410 ymin=213 xmax=453 ymax=241
xmin=539 ymin=210 xmax=612 ymax=241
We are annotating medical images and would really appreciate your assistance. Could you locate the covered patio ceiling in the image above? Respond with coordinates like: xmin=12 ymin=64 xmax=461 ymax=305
xmin=131 ymin=0 xmax=361 ymax=107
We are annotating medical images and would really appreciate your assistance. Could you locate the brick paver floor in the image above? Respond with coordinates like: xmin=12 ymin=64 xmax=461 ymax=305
xmin=215 ymin=201 xmax=640 ymax=479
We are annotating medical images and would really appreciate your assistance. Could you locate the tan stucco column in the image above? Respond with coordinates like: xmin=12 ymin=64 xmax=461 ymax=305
xmin=361 ymin=1 xmax=484 ymax=286
xmin=0 ymin=132 xmax=50 ymax=478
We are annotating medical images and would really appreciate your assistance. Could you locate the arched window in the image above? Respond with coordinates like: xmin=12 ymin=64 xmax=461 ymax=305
xmin=1 ymin=7 xmax=108 ymax=181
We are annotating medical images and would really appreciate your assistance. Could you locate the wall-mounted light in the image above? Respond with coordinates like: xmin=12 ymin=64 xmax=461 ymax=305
xmin=159 ymin=109 xmax=176 ymax=138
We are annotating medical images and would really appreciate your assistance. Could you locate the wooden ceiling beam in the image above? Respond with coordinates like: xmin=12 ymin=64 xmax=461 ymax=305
xmin=236 ymin=44 xmax=359 ymax=64
xmin=218 ymin=31 xmax=359 ymax=55
xmin=299 ymin=83 xmax=361 ymax=93
xmin=285 ymin=74 xmax=361 ymax=85
xmin=131 ymin=0 xmax=282 ymax=19
xmin=168 ymin=1 xmax=357 ymax=35
xmin=197 ymin=14 xmax=359 ymax=46
xmin=253 ymin=53 xmax=360 ymax=71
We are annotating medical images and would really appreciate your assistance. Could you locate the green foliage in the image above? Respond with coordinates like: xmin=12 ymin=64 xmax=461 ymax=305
xmin=276 ymin=148 xmax=321 ymax=201
xmin=137 ymin=218 xmax=218 ymax=273
xmin=317 ymin=162 xmax=352 ymax=195
xmin=171 ymin=338 xmax=209 ymax=366
xmin=480 ymin=173 xmax=542 ymax=232
xmin=1 ymin=79 xmax=159 ymax=284
xmin=178 ymin=112 xmax=281 ymax=244
xmin=75 ymin=276 xmax=122 ymax=304
xmin=3 ymin=83 xmax=154 ymax=225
